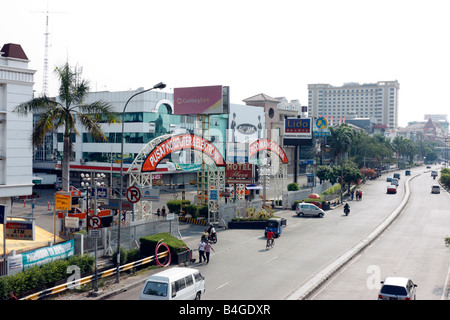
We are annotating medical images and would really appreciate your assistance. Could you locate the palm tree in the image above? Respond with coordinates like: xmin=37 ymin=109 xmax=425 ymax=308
xmin=13 ymin=63 xmax=120 ymax=191
xmin=328 ymin=124 xmax=354 ymax=165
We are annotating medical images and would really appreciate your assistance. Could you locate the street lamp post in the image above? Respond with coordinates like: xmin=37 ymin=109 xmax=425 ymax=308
xmin=116 ymin=82 xmax=166 ymax=283
xmin=81 ymin=172 xmax=106 ymax=293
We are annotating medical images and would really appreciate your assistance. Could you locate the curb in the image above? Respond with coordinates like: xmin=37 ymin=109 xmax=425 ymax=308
xmin=285 ymin=173 xmax=418 ymax=300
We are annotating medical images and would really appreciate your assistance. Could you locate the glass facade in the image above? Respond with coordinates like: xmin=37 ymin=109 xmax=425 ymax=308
xmin=81 ymin=106 xmax=229 ymax=165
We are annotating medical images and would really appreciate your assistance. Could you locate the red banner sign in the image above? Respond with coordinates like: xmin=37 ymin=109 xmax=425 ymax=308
xmin=142 ymin=134 xmax=225 ymax=172
xmin=249 ymin=139 xmax=288 ymax=164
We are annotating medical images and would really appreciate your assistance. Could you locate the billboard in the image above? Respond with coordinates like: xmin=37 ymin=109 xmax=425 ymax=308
xmin=283 ymin=117 xmax=312 ymax=146
xmin=226 ymin=163 xmax=253 ymax=184
xmin=228 ymin=104 xmax=265 ymax=143
xmin=174 ymin=85 xmax=224 ymax=115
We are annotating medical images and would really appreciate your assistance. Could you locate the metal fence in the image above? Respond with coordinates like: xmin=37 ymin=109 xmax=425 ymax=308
xmin=75 ymin=218 xmax=181 ymax=256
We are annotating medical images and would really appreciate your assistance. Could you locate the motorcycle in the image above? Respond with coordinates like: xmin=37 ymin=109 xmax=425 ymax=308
xmin=208 ymin=233 xmax=217 ymax=244
xmin=344 ymin=206 xmax=350 ymax=216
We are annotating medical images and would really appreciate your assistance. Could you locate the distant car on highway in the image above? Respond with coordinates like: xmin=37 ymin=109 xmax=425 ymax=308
xmin=393 ymin=173 xmax=401 ymax=180
xmin=378 ymin=277 xmax=417 ymax=300
xmin=431 ymin=185 xmax=440 ymax=194
xmin=387 ymin=185 xmax=397 ymax=194
xmin=386 ymin=176 xmax=393 ymax=182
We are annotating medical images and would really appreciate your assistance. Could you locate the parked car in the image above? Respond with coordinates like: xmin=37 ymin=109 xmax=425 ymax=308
xmin=387 ymin=185 xmax=397 ymax=194
xmin=431 ymin=185 xmax=440 ymax=194
xmin=378 ymin=277 xmax=417 ymax=300
xmin=295 ymin=203 xmax=325 ymax=218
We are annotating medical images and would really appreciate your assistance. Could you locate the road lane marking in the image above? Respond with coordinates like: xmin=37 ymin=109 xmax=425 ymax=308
xmin=263 ymin=256 xmax=278 ymax=265
xmin=442 ymin=265 xmax=450 ymax=300
xmin=216 ymin=281 xmax=231 ymax=290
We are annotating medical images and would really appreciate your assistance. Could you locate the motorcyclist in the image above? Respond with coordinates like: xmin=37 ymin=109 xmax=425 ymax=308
xmin=207 ymin=223 xmax=216 ymax=241
xmin=266 ymin=229 xmax=275 ymax=247
xmin=344 ymin=202 xmax=350 ymax=215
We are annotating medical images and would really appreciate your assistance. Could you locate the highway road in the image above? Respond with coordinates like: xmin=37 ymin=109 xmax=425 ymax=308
xmin=107 ymin=166 xmax=444 ymax=300
xmin=312 ymin=166 xmax=450 ymax=300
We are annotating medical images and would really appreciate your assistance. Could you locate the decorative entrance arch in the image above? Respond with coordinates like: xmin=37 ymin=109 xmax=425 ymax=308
xmin=141 ymin=134 xmax=225 ymax=172
xmin=126 ymin=134 xmax=226 ymax=221
xmin=248 ymin=138 xmax=288 ymax=206
xmin=249 ymin=138 xmax=288 ymax=164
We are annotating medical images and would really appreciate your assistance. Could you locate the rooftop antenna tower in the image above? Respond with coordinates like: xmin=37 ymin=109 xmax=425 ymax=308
xmin=32 ymin=6 xmax=66 ymax=96
xmin=42 ymin=11 xmax=50 ymax=96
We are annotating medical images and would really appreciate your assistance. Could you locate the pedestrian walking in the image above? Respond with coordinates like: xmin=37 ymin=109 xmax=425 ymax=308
xmin=204 ymin=240 xmax=215 ymax=264
xmin=156 ymin=208 xmax=160 ymax=217
xmin=198 ymin=239 xmax=206 ymax=263
xmin=161 ymin=206 xmax=166 ymax=217
xmin=358 ymin=190 xmax=363 ymax=200
xmin=351 ymin=190 xmax=354 ymax=201
xmin=355 ymin=190 xmax=360 ymax=201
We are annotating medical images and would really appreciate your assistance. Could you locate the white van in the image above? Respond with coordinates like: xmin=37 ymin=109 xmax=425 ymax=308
xmin=139 ymin=267 xmax=205 ymax=300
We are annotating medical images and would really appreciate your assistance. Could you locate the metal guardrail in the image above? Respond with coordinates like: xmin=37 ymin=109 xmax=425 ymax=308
xmin=21 ymin=250 xmax=169 ymax=300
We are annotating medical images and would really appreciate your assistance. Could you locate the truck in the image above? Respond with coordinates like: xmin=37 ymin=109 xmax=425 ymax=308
xmin=32 ymin=173 xmax=58 ymax=187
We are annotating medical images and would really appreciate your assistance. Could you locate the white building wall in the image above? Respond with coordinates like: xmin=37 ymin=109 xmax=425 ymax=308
xmin=0 ymin=50 xmax=35 ymax=207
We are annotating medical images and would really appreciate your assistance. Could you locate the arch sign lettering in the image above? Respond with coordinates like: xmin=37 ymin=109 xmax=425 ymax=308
xmin=249 ymin=139 xmax=288 ymax=164
xmin=141 ymin=134 xmax=226 ymax=172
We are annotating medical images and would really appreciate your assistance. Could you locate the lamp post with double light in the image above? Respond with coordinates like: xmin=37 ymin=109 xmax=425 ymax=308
xmin=116 ymin=82 xmax=166 ymax=283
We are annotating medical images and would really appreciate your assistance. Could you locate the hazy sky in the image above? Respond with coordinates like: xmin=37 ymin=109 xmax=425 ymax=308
xmin=2 ymin=0 xmax=450 ymax=127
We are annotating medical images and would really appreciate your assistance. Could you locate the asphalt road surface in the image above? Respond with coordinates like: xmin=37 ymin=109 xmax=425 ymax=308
xmin=311 ymin=166 xmax=450 ymax=300
xmin=107 ymin=167 xmax=440 ymax=300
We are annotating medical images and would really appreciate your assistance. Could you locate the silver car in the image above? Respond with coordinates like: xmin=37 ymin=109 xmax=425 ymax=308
xmin=295 ymin=203 xmax=325 ymax=218
xmin=378 ymin=277 xmax=417 ymax=300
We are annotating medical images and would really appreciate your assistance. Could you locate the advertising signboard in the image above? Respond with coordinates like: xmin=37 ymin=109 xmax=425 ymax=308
xmin=174 ymin=85 xmax=224 ymax=115
xmin=21 ymin=240 xmax=74 ymax=270
xmin=313 ymin=116 xmax=331 ymax=137
xmin=226 ymin=163 xmax=253 ymax=184
xmin=228 ymin=104 xmax=265 ymax=143
xmin=283 ymin=117 xmax=312 ymax=146
xmin=139 ymin=187 xmax=160 ymax=201
xmin=5 ymin=219 xmax=35 ymax=240
xmin=56 ymin=192 xmax=72 ymax=211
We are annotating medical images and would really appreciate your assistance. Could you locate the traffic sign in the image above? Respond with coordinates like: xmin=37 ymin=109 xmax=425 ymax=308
xmin=89 ymin=229 xmax=102 ymax=239
xmin=88 ymin=215 xmax=102 ymax=229
xmin=126 ymin=186 xmax=141 ymax=203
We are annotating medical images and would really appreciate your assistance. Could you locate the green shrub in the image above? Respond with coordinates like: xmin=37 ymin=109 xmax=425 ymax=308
xmin=440 ymin=173 xmax=450 ymax=189
xmin=287 ymin=182 xmax=299 ymax=191
xmin=0 ymin=253 xmax=94 ymax=300
xmin=185 ymin=204 xmax=198 ymax=218
xmin=198 ymin=205 xmax=208 ymax=218
xmin=140 ymin=232 xmax=188 ymax=258
xmin=166 ymin=199 xmax=181 ymax=214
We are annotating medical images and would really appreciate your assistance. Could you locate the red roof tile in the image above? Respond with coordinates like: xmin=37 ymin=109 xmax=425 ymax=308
xmin=1 ymin=43 xmax=28 ymax=60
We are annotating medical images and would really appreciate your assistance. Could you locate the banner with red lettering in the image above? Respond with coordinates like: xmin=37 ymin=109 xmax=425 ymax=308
xmin=141 ymin=134 xmax=225 ymax=172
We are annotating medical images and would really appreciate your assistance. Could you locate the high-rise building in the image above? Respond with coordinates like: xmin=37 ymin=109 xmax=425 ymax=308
xmin=308 ymin=81 xmax=399 ymax=129
xmin=0 ymin=43 xmax=36 ymax=215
